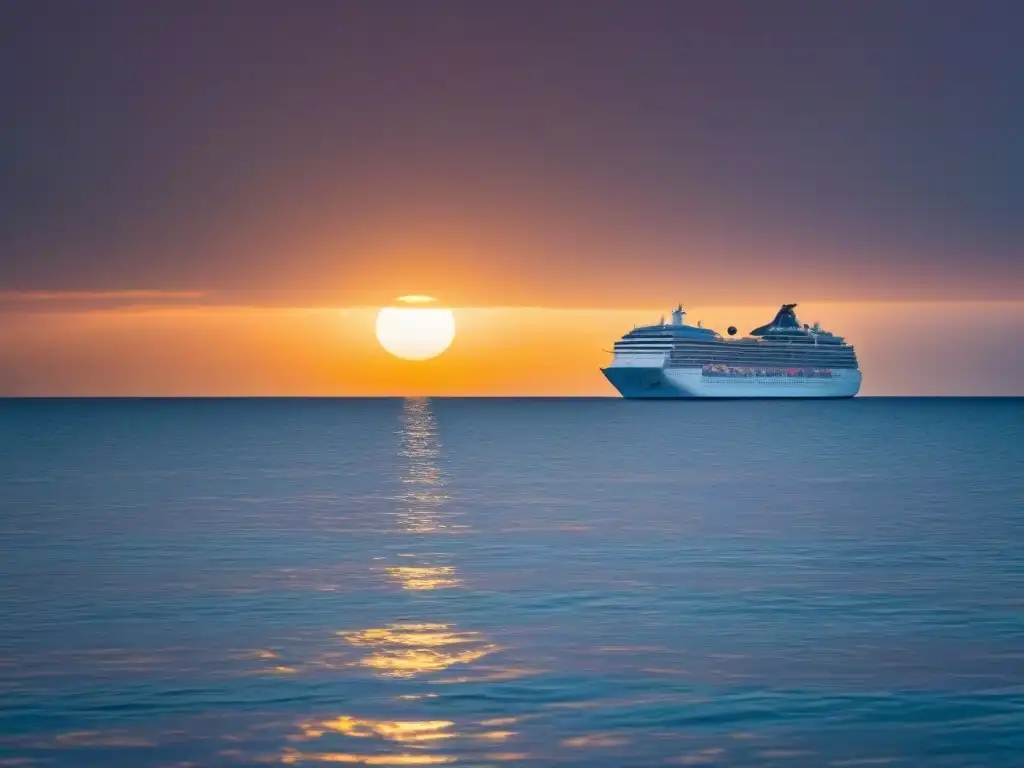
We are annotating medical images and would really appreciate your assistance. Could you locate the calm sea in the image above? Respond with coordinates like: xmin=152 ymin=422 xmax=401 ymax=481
xmin=1 ymin=398 xmax=1022 ymax=767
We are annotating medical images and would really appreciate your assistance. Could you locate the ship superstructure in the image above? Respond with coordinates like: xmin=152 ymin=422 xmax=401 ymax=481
xmin=602 ymin=304 xmax=861 ymax=398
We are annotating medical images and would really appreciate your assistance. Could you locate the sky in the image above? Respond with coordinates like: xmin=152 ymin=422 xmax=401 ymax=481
xmin=1 ymin=1 xmax=1022 ymax=395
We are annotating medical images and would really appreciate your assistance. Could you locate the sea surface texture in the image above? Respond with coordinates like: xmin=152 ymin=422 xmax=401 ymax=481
xmin=1 ymin=398 xmax=1023 ymax=767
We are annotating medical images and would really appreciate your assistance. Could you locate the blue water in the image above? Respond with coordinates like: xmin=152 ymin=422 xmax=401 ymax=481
xmin=1 ymin=398 xmax=1022 ymax=767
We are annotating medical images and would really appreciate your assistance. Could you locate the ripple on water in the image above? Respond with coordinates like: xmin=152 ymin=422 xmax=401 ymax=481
xmin=1 ymin=398 xmax=1022 ymax=767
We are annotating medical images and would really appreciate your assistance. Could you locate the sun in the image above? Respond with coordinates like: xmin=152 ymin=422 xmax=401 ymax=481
xmin=375 ymin=296 xmax=456 ymax=361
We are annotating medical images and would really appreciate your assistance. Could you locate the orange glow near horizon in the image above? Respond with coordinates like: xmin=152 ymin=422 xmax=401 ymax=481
xmin=1 ymin=301 xmax=1023 ymax=396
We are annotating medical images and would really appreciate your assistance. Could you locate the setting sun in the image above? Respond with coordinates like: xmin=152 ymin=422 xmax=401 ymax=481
xmin=375 ymin=296 xmax=456 ymax=361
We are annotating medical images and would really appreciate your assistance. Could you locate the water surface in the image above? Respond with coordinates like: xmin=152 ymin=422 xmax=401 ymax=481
xmin=1 ymin=398 xmax=1022 ymax=766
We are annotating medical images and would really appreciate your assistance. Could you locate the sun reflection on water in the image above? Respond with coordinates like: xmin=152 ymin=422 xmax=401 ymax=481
xmin=385 ymin=565 xmax=461 ymax=591
xmin=296 ymin=716 xmax=456 ymax=744
xmin=339 ymin=623 xmax=497 ymax=678
xmin=384 ymin=399 xmax=466 ymax=589
xmin=285 ymin=713 xmax=526 ymax=765
xmin=280 ymin=399 xmax=521 ymax=765
xmin=394 ymin=398 xmax=453 ymax=534
xmin=281 ymin=750 xmax=456 ymax=764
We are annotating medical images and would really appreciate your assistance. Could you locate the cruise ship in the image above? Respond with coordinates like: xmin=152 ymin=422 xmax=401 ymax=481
xmin=602 ymin=303 xmax=861 ymax=398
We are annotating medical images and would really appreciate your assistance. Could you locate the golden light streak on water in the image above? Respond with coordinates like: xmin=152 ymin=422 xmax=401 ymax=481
xmin=384 ymin=566 xmax=460 ymax=591
xmin=296 ymin=716 xmax=456 ymax=744
xmin=281 ymin=750 xmax=456 ymax=764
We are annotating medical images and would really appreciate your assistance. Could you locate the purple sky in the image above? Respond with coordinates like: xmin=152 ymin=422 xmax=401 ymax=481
xmin=1 ymin=1 xmax=1022 ymax=308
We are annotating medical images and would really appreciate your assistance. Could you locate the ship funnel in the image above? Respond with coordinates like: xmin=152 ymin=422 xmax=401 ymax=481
xmin=670 ymin=305 xmax=685 ymax=326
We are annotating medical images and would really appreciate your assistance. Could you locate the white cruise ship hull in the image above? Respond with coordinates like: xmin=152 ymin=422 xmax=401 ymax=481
xmin=602 ymin=365 xmax=861 ymax=399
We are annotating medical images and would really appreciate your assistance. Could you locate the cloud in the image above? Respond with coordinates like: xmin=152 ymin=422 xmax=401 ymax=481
xmin=0 ymin=290 xmax=210 ymax=314
xmin=0 ymin=290 xmax=205 ymax=302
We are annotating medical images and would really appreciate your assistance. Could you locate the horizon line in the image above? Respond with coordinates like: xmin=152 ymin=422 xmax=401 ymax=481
xmin=2 ymin=395 xmax=1020 ymax=401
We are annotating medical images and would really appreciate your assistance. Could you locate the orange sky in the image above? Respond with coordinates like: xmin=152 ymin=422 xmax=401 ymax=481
xmin=3 ymin=300 xmax=1022 ymax=396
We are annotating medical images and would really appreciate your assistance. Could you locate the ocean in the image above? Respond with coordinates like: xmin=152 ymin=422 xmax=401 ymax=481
xmin=1 ymin=397 xmax=1022 ymax=767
